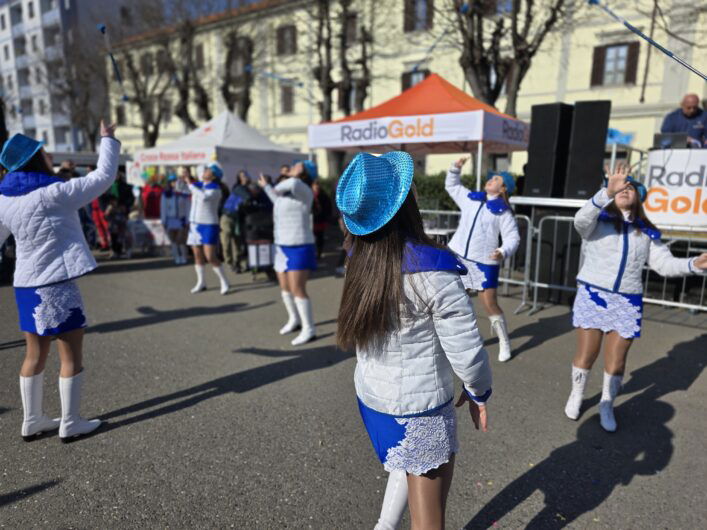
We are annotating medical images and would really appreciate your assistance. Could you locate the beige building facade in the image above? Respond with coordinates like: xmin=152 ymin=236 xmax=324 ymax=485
xmin=111 ymin=0 xmax=707 ymax=178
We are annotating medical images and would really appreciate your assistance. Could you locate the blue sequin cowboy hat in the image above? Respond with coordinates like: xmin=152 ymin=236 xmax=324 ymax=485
xmin=602 ymin=175 xmax=647 ymax=202
xmin=0 ymin=133 xmax=45 ymax=172
xmin=336 ymin=151 xmax=414 ymax=236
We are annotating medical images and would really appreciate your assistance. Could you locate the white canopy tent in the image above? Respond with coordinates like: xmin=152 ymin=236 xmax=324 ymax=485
xmin=130 ymin=111 xmax=303 ymax=187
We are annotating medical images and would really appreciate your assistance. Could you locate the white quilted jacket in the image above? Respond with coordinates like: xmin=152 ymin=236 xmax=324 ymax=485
xmin=0 ymin=137 xmax=121 ymax=288
xmin=188 ymin=182 xmax=221 ymax=225
xmin=355 ymin=268 xmax=492 ymax=416
xmin=575 ymin=189 xmax=699 ymax=294
xmin=264 ymin=178 xmax=314 ymax=246
xmin=445 ymin=166 xmax=520 ymax=264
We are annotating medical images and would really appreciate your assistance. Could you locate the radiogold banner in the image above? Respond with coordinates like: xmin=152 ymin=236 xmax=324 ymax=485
xmin=645 ymin=149 xmax=707 ymax=227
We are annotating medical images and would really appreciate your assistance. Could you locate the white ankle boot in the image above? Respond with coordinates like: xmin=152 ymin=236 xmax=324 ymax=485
xmin=213 ymin=265 xmax=230 ymax=294
xmin=191 ymin=264 xmax=206 ymax=293
xmin=489 ymin=314 xmax=512 ymax=362
xmin=291 ymin=297 xmax=316 ymax=346
xmin=564 ymin=365 xmax=590 ymax=420
xmin=599 ymin=372 xmax=623 ymax=432
xmin=374 ymin=469 xmax=408 ymax=530
xmin=20 ymin=372 xmax=60 ymax=441
xmin=279 ymin=291 xmax=301 ymax=335
xmin=59 ymin=371 xmax=101 ymax=442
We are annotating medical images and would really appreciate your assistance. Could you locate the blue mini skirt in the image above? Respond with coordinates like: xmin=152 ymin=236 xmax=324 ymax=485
xmin=572 ymin=282 xmax=643 ymax=339
xmin=274 ymin=244 xmax=317 ymax=273
xmin=188 ymin=223 xmax=220 ymax=246
xmin=358 ymin=399 xmax=458 ymax=476
xmin=456 ymin=256 xmax=500 ymax=291
xmin=15 ymin=280 xmax=87 ymax=336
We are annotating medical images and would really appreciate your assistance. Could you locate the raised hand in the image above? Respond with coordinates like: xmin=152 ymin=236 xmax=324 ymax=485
xmin=606 ymin=162 xmax=630 ymax=198
xmin=257 ymin=173 xmax=268 ymax=188
xmin=693 ymin=253 xmax=707 ymax=271
xmin=454 ymin=157 xmax=469 ymax=170
xmin=100 ymin=120 xmax=117 ymax=138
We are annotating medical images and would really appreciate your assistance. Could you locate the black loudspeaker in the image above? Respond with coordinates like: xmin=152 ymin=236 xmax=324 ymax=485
xmin=524 ymin=103 xmax=574 ymax=198
xmin=564 ymin=100 xmax=612 ymax=199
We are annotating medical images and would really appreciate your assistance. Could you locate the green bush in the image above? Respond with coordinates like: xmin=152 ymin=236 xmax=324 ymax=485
xmin=414 ymin=172 xmax=482 ymax=211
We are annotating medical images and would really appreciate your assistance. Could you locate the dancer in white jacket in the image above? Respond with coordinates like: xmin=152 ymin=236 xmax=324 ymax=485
xmin=187 ymin=164 xmax=230 ymax=294
xmin=0 ymin=122 xmax=120 ymax=442
xmin=336 ymin=151 xmax=492 ymax=530
xmin=445 ymin=158 xmax=520 ymax=362
xmin=258 ymin=161 xmax=318 ymax=346
xmin=566 ymin=163 xmax=707 ymax=432
xmin=160 ymin=173 xmax=190 ymax=264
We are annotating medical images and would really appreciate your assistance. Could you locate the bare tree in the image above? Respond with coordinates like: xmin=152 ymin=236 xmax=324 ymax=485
xmin=445 ymin=0 xmax=583 ymax=116
xmin=312 ymin=0 xmax=337 ymax=121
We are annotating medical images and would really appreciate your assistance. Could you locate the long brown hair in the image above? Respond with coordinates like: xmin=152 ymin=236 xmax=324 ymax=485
xmin=18 ymin=149 xmax=54 ymax=175
xmin=336 ymin=190 xmax=439 ymax=351
xmin=604 ymin=182 xmax=658 ymax=234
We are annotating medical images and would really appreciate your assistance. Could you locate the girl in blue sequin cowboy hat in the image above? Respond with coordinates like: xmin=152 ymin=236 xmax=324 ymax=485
xmin=445 ymin=158 xmax=521 ymax=363
xmin=566 ymin=162 xmax=707 ymax=432
xmin=336 ymin=151 xmax=493 ymax=529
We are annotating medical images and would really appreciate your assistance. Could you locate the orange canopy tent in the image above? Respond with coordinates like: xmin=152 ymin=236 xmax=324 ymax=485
xmin=308 ymin=73 xmax=528 ymax=155
xmin=307 ymin=74 xmax=528 ymax=187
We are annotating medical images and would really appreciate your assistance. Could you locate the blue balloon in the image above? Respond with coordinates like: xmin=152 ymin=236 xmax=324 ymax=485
xmin=460 ymin=3 xmax=470 ymax=14
xmin=97 ymin=23 xmax=107 ymax=33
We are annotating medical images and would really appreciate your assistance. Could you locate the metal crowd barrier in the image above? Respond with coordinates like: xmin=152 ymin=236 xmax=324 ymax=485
xmin=420 ymin=205 xmax=707 ymax=316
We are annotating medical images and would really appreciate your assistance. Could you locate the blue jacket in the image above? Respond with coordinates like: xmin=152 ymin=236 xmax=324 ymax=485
xmin=660 ymin=108 xmax=707 ymax=146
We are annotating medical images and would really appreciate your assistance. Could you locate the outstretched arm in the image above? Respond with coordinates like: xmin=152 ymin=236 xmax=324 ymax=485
xmin=648 ymin=242 xmax=707 ymax=277
xmin=445 ymin=157 xmax=471 ymax=209
xmin=44 ymin=122 xmax=120 ymax=210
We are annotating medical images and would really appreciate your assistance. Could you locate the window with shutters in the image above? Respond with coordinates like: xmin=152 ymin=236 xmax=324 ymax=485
xmin=140 ymin=52 xmax=153 ymax=76
xmin=276 ymin=25 xmax=297 ymax=56
xmin=115 ymin=105 xmax=126 ymax=126
xmin=281 ymin=85 xmax=294 ymax=114
xmin=404 ymin=0 xmax=433 ymax=32
xmin=590 ymin=42 xmax=639 ymax=87
xmin=345 ymin=13 xmax=357 ymax=46
xmin=401 ymin=69 xmax=430 ymax=91
xmin=194 ymin=43 xmax=205 ymax=70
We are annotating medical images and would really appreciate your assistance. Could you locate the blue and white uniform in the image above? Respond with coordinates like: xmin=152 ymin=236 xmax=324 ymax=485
xmin=445 ymin=165 xmax=520 ymax=291
xmin=356 ymin=243 xmax=492 ymax=474
xmin=0 ymin=137 xmax=121 ymax=335
xmin=573 ymin=189 xmax=702 ymax=339
xmin=187 ymin=181 xmax=221 ymax=246
xmin=263 ymin=178 xmax=316 ymax=272
xmin=160 ymin=183 xmax=191 ymax=230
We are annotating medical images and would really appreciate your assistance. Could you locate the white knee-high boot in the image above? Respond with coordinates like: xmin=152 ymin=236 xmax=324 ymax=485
xmin=279 ymin=291 xmax=301 ymax=335
xmin=599 ymin=372 xmax=623 ymax=432
xmin=291 ymin=297 xmax=316 ymax=346
xmin=19 ymin=372 xmax=60 ymax=440
xmin=191 ymin=264 xmax=206 ymax=293
xmin=212 ymin=265 xmax=230 ymax=294
xmin=374 ymin=470 xmax=408 ymax=530
xmin=59 ymin=371 xmax=101 ymax=442
xmin=489 ymin=314 xmax=512 ymax=362
xmin=564 ymin=365 xmax=590 ymax=420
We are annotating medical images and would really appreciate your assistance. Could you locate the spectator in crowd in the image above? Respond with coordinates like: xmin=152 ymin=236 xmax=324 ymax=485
xmin=89 ymin=165 xmax=111 ymax=252
xmin=141 ymin=174 xmax=163 ymax=219
xmin=311 ymin=180 xmax=332 ymax=259
xmin=221 ymin=170 xmax=251 ymax=272
xmin=160 ymin=174 xmax=191 ymax=264
xmin=661 ymin=93 xmax=707 ymax=147
xmin=276 ymin=164 xmax=290 ymax=185
xmin=104 ymin=195 xmax=128 ymax=259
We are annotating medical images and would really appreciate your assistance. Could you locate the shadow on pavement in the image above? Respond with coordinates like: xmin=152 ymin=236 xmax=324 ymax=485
xmin=0 ymin=339 xmax=25 ymax=351
xmin=97 ymin=345 xmax=353 ymax=432
xmin=0 ymin=480 xmax=62 ymax=508
xmin=87 ymin=301 xmax=274 ymax=334
xmin=464 ymin=334 xmax=706 ymax=529
xmin=92 ymin=257 xmax=176 ymax=275
xmin=505 ymin=312 xmax=574 ymax=359
xmin=0 ymin=406 xmax=10 ymax=415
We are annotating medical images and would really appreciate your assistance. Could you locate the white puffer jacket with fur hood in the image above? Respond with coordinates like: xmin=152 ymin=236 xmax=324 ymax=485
xmin=0 ymin=137 xmax=121 ymax=288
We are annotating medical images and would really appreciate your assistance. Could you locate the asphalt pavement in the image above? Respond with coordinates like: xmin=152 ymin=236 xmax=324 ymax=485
xmin=1 ymin=255 xmax=705 ymax=529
